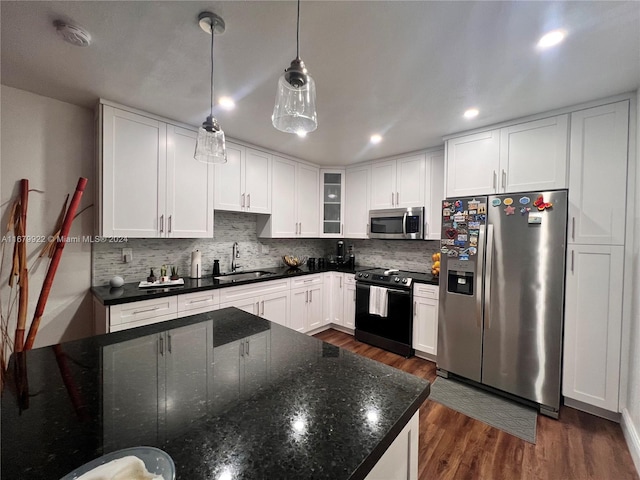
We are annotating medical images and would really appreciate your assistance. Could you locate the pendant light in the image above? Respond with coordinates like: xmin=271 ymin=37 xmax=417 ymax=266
xmin=194 ymin=12 xmax=227 ymax=164
xmin=272 ymin=0 xmax=317 ymax=135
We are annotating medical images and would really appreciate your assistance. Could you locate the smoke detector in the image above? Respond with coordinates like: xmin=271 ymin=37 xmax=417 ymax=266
xmin=54 ymin=20 xmax=91 ymax=47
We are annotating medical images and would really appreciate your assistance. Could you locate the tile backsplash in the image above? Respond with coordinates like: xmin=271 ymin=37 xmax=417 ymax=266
xmin=92 ymin=211 xmax=440 ymax=286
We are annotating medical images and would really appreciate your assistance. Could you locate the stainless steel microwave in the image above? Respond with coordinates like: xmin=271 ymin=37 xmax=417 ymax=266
xmin=369 ymin=207 xmax=425 ymax=240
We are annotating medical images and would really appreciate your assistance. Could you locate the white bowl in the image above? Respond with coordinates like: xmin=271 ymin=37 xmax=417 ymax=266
xmin=60 ymin=446 xmax=175 ymax=480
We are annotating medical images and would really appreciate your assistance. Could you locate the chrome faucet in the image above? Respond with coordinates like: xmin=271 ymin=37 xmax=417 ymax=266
xmin=231 ymin=242 xmax=242 ymax=272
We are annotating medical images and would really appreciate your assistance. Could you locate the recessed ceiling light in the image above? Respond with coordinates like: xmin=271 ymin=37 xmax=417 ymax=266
xmin=219 ymin=96 xmax=235 ymax=110
xmin=370 ymin=134 xmax=382 ymax=144
xmin=537 ymin=30 xmax=566 ymax=49
xmin=464 ymin=108 xmax=479 ymax=119
xmin=296 ymin=130 xmax=307 ymax=138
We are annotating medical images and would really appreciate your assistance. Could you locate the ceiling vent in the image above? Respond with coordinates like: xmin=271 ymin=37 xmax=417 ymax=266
xmin=54 ymin=20 xmax=91 ymax=47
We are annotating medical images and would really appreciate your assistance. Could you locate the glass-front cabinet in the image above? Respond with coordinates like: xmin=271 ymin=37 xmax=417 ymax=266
xmin=320 ymin=169 xmax=345 ymax=237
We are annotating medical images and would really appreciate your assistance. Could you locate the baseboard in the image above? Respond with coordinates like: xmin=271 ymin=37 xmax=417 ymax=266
xmin=563 ymin=398 xmax=621 ymax=422
xmin=414 ymin=350 xmax=437 ymax=363
xmin=329 ymin=324 xmax=354 ymax=335
xmin=622 ymin=408 xmax=640 ymax=476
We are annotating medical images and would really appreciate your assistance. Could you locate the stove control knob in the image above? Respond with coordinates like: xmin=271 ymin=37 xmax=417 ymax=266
xmin=364 ymin=273 xmax=369 ymax=278
xmin=401 ymin=278 xmax=408 ymax=284
xmin=394 ymin=277 xmax=400 ymax=283
xmin=357 ymin=273 xmax=363 ymax=278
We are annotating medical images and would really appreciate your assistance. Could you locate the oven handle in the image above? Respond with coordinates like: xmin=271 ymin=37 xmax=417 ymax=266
xmin=355 ymin=282 xmax=412 ymax=295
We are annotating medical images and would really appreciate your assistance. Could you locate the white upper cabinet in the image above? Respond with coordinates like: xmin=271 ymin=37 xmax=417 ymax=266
xmin=445 ymin=115 xmax=569 ymax=197
xmin=257 ymin=156 xmax=318 ymax=238
xmin=370 ymin=155 xmax=425 ymax=209
xmin=166 ymin=125 xmax=214 ymax=238
xmin=320 ymin=170 xmax=345 ymax=237
xmin=345 ymin=164 xmax=371 ymax=238
xmin=568 ymin=101 xmax=629 ymax=246
xmin=499 ymin=115 xmax=568 ymax=193
xmin=424 ymin=150 xmax=444 ymax=240
xmin=446 ymin=129 xmax=500 ymax=198
xmin=100 ymin=104 xmax=213 ymax=238
xmin=215 ymin=143 xmax=272 ymax=214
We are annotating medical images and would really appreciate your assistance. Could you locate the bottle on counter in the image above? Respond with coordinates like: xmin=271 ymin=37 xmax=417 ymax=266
xmin=348 ymin=245 xmax=355 ymax=269
xmin=212 ymin=259 xmax=220 ymax=276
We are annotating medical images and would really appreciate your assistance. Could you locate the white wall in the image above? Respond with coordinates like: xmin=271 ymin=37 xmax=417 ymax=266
xmin=622 ymin=90 xmax=640 ymax=473
xmin=0 ymin=86 xmax=94 ymax=351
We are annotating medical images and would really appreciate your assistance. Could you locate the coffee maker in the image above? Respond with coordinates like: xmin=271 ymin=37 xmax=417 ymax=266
xmin=336 ymin=241 xmax=345 ymax=265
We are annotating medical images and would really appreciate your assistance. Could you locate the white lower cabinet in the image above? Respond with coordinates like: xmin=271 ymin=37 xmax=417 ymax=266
xmin=323 ymin=272 xmax=344 ymax=326
xmin=563 ymin=244 xmax=624 ymax=412
xmin=109 ymin=296 xmax=178 ymax=332
xmin=177 ymin=290 xmax=220 ymax=317
xmin=290 ymin=274 xmax=324 ymax=333
xmin=219 ymin=278 xmax=290 ymax=327
xmin=343 ymin=274 xmax=356 ymax=330
xmin=412 ymin=283 xmax=439 ymax=358
xmin=365 ymin=411 xmax=419 ymax=480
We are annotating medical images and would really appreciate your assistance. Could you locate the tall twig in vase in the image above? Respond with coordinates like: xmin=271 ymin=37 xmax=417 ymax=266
xmin=13 ymin=179 xmax=29 ymax=353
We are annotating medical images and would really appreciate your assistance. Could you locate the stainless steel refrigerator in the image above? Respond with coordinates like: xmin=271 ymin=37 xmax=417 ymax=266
xmin=437 ymin=190 xmax=567 ymax=418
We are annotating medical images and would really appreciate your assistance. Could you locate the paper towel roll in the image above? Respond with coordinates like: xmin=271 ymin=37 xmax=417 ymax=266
xmin=190 ymin=250 xmax=202 ymax=278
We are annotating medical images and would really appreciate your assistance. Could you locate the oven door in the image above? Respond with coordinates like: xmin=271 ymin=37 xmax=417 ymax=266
xmin=369 ymin=207 xmax=424 ymax=239
xmin=355 ymin=283 xmax=413 ymax=355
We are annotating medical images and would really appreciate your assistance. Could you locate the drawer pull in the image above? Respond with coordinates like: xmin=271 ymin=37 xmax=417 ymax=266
xmin=188 ymin=298 xmax=210 ymax=305
xmin=133 ymin=306 xmax=160 ymax=315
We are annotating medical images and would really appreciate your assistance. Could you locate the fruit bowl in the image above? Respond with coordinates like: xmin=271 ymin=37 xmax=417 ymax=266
xmin=283 ymin=255 xmax=307 ymax=267
xmin=431 ymin=252 xmax=441 ymax=277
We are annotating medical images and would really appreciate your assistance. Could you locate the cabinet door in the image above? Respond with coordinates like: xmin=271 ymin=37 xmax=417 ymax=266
xmin=166 ymin=125 xmax=214 ymax=238
xmin=425 ymin=151 xmax=445 ymax=240
xmin=330 ymin=273 xmax=344 ymax=325
xmin=245 ymin=148 xmax=271 ymax=214
xmin=219 ymin=298 xmax=259 ymax=315
xmin=260 ymin=290 xmax=289 ymax=327
xmin=102 ymin=334 xmax=160 ymax=450
xmin=297 ymin=163 xmax=320 ymax=237
xmin=445 ymin=129 xmax=500 ymax=197
xmin=290 ymin=287 xmax=308 ymax=332
xmin=500 ymin=115 xmax=568 ymax=193
xmin=413 ymin=296 xmax=438 ymax=356
xmin=102 ymin=105 xmax=166 ymax=237
xmin=243 ymin=331 xmax=270 ymax=394
xmin=321 ymin=170 xmax=345 ymax=237
xmin=307 ymin=285 xmax=324 ymax=331
xmin=211 ymin=340 xmax=241 ymax=413
xmin=396 ymin=155 xmax=425 ymax=208
xmin=563 ymin=244 xmax=624 ymax=411
xmin=569 ymin=101 xmax=629 ymax=246
xmin=270 ymin=156 xmax=297 ymax=237
xmin=370 ymin=160 xmax=397 ymax=209
xmin=345 ymin=165 xmax=371 ymax=238
xmin=164 ymin=323 xmax=210 ymax=436
xmin=214 ymin=142 xmax=244 ymax=212
xmin=343 ymin=282 xmax=356 ymax=330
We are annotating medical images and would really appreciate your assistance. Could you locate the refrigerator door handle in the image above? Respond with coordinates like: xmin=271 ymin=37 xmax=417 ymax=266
xmin=483 ymin=224 xmax=494 ymax=329
xmin=475 ymin=225 xmax=487 ymax=328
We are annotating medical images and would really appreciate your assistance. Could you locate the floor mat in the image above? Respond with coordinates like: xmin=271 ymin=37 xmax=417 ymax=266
xmin=429 ymin=376 xmax=537 ymax=443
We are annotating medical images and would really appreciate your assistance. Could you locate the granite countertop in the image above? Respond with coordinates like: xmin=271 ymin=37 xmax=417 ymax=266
xmin=92 ymin=265 xmax=438 ymax=306
xmin=1 ymin=308 xmax=430 ymax=480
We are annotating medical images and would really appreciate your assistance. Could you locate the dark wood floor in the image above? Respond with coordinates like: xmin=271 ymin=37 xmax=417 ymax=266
xmin=314 ymin=329 xmax=639 ymax=480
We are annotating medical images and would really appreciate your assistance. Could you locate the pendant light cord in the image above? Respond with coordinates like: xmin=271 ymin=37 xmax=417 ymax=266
xmin=210 ymin=19 xmax=215 ymax=118
xmin=296 ymin=0 xmax=300 ymax=60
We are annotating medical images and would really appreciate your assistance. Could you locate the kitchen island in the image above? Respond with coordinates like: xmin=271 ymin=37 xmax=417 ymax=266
xmin=1 ymin=307 xmax=430 ymax=479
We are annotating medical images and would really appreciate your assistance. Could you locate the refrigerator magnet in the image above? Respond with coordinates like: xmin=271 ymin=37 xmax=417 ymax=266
xmin=457 ymin=234 xmax=468 ymax=241
xmin=468 ymin=221 xmax=480 ymax=228
xmin=442 ymin=238 xmax=455 ymax=245
xmin=468 ymin=247 xmax=477 ymax=255
xmin=504 ymin=197 xmax=514 ymax=206
xmin=447 ymin=249 xmax=459 ymax=257
xmin=443 ymin=208 xmax=452 ymax=216
xmin=520 ymin=207 xmax=530 ymax=215
xmin=470 ymin=236 xmax=478 ymax=246
xmin=454 ymin=240 xmax=466 ymax=247
xmin=459 ymin=254 xmax=470 ymax=261
xmin=468 ymin=201 xmax=479 ymax=210
xmin=528 ymin=212 xmax=543 ymax=224
xmin=504 ymin=205 xmax=516 ymax=215
xmin=440 ymin=246 xmax=449 ymax=253
xmin=519 ymin=196 xmax=531 ymax=205
xmin=491 ymin=198 xmax=502 ymax=207
xmin=468 ymin=209 xmax=477 ymax=215
xmin=443 ymin=201 xmax=452 ymax=208
xmin=478 ymin=203 xmax=487 ymax=213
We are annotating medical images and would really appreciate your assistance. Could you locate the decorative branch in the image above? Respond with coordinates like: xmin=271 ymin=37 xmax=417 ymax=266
xmin=14 ymin=179 xmax=29 ymax=353
xmin=24 ymin=177 xmax=88 ymax=351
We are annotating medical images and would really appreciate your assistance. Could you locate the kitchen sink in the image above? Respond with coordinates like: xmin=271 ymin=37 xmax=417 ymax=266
xmin=213 ymin=271 xmax=275 ymax=282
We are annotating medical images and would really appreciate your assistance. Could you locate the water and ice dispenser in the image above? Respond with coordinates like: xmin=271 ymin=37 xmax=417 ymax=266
xmin=446 ymin=260 xmax=475 ymax=296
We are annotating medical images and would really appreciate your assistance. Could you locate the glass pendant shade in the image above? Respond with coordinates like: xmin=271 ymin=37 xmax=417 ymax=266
xmin=272 ymin=69 xmax=317 ymax=134
xmin=194 ymin=115 xmax=227 ymax=164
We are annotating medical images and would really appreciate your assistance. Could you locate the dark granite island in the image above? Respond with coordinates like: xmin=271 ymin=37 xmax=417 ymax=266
xmin=1 ymin=308 xmax=430 ymax=480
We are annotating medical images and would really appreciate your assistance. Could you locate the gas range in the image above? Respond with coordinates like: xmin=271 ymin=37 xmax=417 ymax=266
xmin=355 ymin=268 xmax=415 ymax=289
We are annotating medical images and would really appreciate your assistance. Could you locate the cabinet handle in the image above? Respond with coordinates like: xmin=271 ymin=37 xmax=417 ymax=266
xmin=414 ymin=301 xmax=417 ymax=316
xmin=341 ymin=223 xmax=343 ymax=235
xmin=310 ymin=290 xmax=313 ymax=303
xmin=397 ymin=191 xmax=399 ymax=205
xmin=168 ymin=333 xmax=172 ymax=353
xmin=572 ymin=217 xmax=575 ymax=241
xmin=240 ymin=340 xmax=244 ymax=357
xmin=188 ymin=298 xmax=209 ymax=305
xmin=168 ymin=215 xmax=172 ymax=233
xmin=305 ymin=290 xmax=309 ymax=303
xmin=133 ymin=306 xmax=160 ymax=315
xmin=367 ymin=223 xmax=370 ymax=235
xmin=241 ymin=193 xmax=245 ymax=208
xmin=246 ymin=339 xmax=250 ymax=355
xmin=353 ymin=291 xmax=356 ymax=301
xmin=261 ymin=300 xmax=265 ymax=316
xmin=571 ymin=250 xmax=574 ymax=273
xmin=501 ymin=169 xmax=506 ymax=189
xmin=256 ymin=301 xmax=260 ymax=314
xmin=160 ymin=214 xmax=164 ymax=233
xmin=247 ymin=194 xmax=251 ymax=209
xmin=391 ymin=192 xmax=394 ymax=206
xmin=492 ymin=171 xmax=497 ymax=190
xmin=159 ymin=336 xmax=164 ymax=356
xmin=339 ymin=277 xmax=342 ymax=289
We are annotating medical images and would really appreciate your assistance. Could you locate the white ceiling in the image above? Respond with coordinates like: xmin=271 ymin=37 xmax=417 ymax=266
xmin=2 ymin=1 xmax=639 ymax=166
